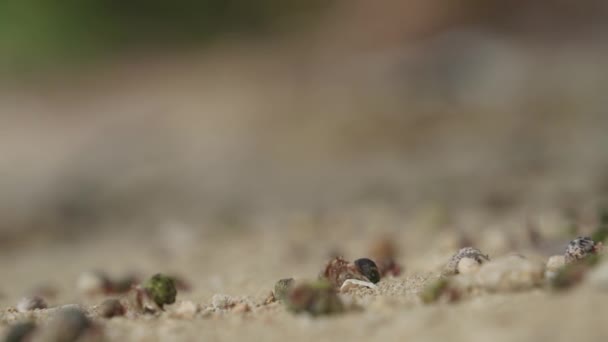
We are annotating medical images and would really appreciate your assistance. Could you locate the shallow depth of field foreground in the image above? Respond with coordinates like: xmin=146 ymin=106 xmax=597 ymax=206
xmin=2 ymin=2 xmax=608 ymax=341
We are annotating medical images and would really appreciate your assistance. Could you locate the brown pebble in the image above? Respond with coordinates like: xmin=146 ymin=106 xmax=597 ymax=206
xmin=97 ymin=299 xmax=125 ymax=318
xmin=233 ymin=303 xmax=250 ymax=314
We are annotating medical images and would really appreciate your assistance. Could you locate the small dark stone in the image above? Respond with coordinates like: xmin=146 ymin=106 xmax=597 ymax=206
xmin=4 ymin=321 xmax=36 ymax=342
xmin=98 ymin=299 xmax=125 ymax=318
xmin=354 ymin=258 xmax=381 ymax=283
xmin=48 ymin=308 xmax=93 ymax=342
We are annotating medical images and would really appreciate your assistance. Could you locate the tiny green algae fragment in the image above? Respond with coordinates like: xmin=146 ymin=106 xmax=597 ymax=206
xmin=420 ymin=278 xmax=450 ymax=304
xmin=143 ymin=274 xmax=177 ymax=308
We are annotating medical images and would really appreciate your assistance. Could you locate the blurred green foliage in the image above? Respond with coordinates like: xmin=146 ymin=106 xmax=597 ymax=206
xmin=0 ymin=0 xmax=327 ymax=72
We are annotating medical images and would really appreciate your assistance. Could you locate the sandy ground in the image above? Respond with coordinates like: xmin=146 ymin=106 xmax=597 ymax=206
xmin=2 ymin=35 xmax=608 ymax=341
xmin=1 ymin=206 xmax=608 ymax=342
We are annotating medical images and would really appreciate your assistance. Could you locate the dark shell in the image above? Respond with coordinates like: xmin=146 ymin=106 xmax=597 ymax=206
xmin=354 ymin=258 xmax=381 ymax=283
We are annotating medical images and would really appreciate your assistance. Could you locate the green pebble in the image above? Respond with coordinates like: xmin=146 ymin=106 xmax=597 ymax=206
xmin=143 ymin=274 xmax=177 ymax=308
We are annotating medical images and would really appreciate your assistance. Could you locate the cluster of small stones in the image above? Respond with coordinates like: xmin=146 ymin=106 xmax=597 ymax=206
xmin=5 ymin=307 xmax=97 ymax=342
xmin=5 ymin=232 xmax=608 ymax=342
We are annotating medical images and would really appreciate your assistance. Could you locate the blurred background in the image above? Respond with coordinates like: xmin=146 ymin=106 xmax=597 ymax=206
xmin=1 ymin=0 xmax=608 ymax=263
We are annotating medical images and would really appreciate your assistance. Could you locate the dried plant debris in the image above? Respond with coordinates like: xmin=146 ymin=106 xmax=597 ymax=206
xmin=285 ymin=280 xmax=344 ymax=316
xmin=4 ymin=321 xmax=36 ymax=342
xmin=369 ymin=238 xmax=402 ymax=277
xmin=443 ymin=247 xmax=490 ymax=276
xmin=273 ymin=278 xmax=295 ymax=301
xmin=96 ymin=299 xmax=126 ymax=318
xmin=564 ymin=237 xmax=603 ymax=264
xmin=142 ymin=274 xmax=177 ymax=309
xmin=420 ymin=278 xmax=460 ymax=304
xmin=320 ymin=257 xmax=381 ymax=289
xmin=16 ymin=296 xmax=48 ymax=313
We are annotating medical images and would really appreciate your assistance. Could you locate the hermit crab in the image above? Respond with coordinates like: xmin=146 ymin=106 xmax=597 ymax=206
xmin=320 ymin=257 xmax=381 ymax=290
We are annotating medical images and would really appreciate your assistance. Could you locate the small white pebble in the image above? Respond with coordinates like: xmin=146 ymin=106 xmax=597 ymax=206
xmin=545 ymin=255 xmax=566 ymax=280
xmin=170 ymin=301 xmax=198 ymax=319
xmin=546 ymin=255 xmax=565 ymax=271
xmin=76 ymin=271 xmax=108 ymax=295
xmin=457 ymin=257 xmax=481 ymax=275
xmin=340 ymin=279 xmax=378 ymax=292
xmin=232 ymin=303 xmax=250 ymax=314
xmin=17 ymin=296 xmax=47 ymax=312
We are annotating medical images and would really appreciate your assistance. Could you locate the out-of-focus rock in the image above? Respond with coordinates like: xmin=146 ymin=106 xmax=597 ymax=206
xmin=586 ymin=260 xmax=608 ymax=291
xmin=545 ymin=255 xmax=565 ymax=280
xmin=457 ymin=257 xmax=481 ymax=275
xmin=475 ymin=255 xmax=544 ymax=292
xmin=16 ymin=296 xmax=47 ymax=313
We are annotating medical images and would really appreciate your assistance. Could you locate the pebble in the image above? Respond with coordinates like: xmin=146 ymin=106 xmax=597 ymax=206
xmin=39 ymin=308 xmax=98 ymax=342
xmin=545 ymin=255 xmax=565 ymax=280
xmin=4 ymin=321 xmax=36 ymax=342
xmin=457 ymin=257 xmax=481 ymax=275
xmin=76 ymin=271 xmax=110 ymax=295
xmin=16 ymin=296 xmax=47 ymax=313
xmin=97 ymin=299 xmax=125 ymax=318
xmin=475 ymin=255 xmax=544 ymax=292
xmin=586 ymin=259 xmax=608 ymax=291
xmin=233 ymin=303 xmax=251 ymax=314
xmin=170 ymin=300 xmax=199 ymax=319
